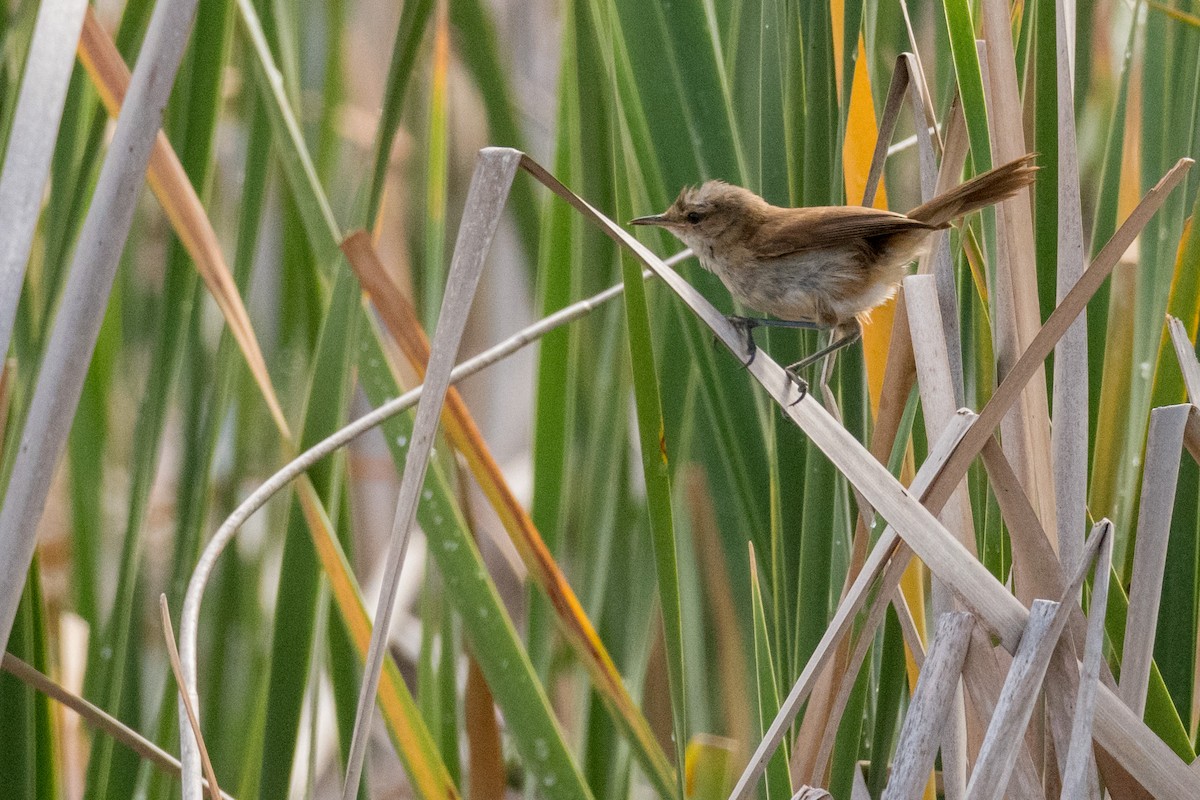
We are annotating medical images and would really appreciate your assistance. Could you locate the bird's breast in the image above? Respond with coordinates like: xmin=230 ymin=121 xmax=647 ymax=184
xmin=702 ymin=247 xmax=864 ymax=326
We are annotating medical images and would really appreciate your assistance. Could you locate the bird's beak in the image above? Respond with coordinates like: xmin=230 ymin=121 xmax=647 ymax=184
xmin=629 ymin=214 xmax=669 ymax=227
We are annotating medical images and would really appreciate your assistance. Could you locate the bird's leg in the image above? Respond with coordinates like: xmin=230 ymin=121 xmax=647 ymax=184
xmin=784 ymin=319 xmax=863 ymax=379
xmin=725 ymin=315 xmax=823 ymax=368
xmin=724 ymin=316 xmax=824 ymax=403
xmin=818 ymin=339 xmax=839 ymax=409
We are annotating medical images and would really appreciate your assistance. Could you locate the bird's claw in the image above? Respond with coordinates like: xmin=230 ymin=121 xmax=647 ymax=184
xmin=785 ymin=367 xmax=808 ymax=406
xmin=726 ymin=315 xmax=759 ymax=366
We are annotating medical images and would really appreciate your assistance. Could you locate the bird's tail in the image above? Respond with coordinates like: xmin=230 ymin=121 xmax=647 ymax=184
xmin=906 ymin=153 xmax=1038 ymax=227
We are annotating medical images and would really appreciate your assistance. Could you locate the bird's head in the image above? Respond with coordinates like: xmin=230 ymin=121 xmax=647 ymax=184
xmin=630 ymin=181 xmax=767 ymax=252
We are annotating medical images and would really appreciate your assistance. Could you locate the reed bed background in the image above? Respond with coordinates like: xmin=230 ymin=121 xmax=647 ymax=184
xmin=1 ymin=0 xmax=1199 ymax=799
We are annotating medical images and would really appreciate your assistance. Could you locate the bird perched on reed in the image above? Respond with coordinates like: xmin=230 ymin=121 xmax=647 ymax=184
xmin=630 ymin=153 xmax=1038 ymax=399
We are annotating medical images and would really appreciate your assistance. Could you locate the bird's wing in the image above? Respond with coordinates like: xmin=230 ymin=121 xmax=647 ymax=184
xmin=751 ymin=206 xmax=938 ymax=259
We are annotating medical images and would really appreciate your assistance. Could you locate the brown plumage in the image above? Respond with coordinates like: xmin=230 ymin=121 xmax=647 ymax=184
xmin=630 ymin=154 xmax=1038 ymax=391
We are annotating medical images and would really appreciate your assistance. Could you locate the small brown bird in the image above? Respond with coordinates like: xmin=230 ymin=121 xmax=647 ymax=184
xmin=631 ymin=153 xmax=1038 ymax=397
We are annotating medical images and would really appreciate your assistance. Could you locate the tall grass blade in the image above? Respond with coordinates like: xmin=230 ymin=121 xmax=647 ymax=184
xmin=234 ymin=0 xmax=340 ymax=263
xmin=747 ymin=546 xmax=790 ymax=800
xmin=0 ymin=570 xmax=56 ymax=800
xmin=528 ymin=0 xmax=582 ymax=666
xmin=249 ymin=269 xmax=360 ymax=800
xmin=448 ymin=0 xmax=540 ymax=263
xmin=363 ymin=0 xmax=433 ymax=227
xmin=614 ymin=125 xmax=687 ymax=800
xmin=419 ymin=0 xmax=450 ymax=326
xmin=941 ymin=0 xmax=992 ymax=172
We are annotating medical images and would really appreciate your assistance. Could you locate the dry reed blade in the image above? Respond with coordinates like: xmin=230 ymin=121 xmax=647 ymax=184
xmin=861 ymin=56 xmax=908 ymax=208
xmin=811 ymin=537 xmax=924 ymax=782
xmin=962 ymin=602 xmax=1062 ymax=800
xmin=892 ymin=592 xmax=928 ymax=670
xmin=897 ymin=1 xmax=942 ymax=156
xmin=845 ymin=287 xmax=920 ymax=685
xmin=1120 ymin=404 xmax=1192 ymax=715
xmin=903 ymin=274 xmax=975 ymax=795
xmin=0 ymin=654 xmax=235 ymax=799
xmin=1061 ymin=529 xmax=1113 ymax=800
xmin=919 ymin=97 xmax=971 ymax=401
xmin=0 ymin=0 xmax=88 ymax=360
xmin=747 ymin=412 xmax=977 ymax=799
xmin=1186 ymin=407 xmax=1200 ymax=465
xmin=963 ymin=523 xmax=1108 ymax=800
xmin=852 ymin=769 xmax=872 ymax=800
xmin=899 ymin=55 xmax=965 ymax=395
xmin=880 ymin=612 xmax=975 ymax=800
xmin=981 ymin=0 xmax=1057 ymax=538
xmin=160 ymin=596 xmax=222 ymax=800
xmin=906 ymin=275 xmax=979 ymax=560
xmin=844 ymin=286 xmax=917 ymax=633
xmin=928 ymin=97 xmax=987 ymax=323
xmin=1185 ymin=407 xmax=1200 ymax=468
xmin=977 ymin=438 xmax=1063 ymax=603
xmin=924 ymin=158 xmax=1193 ymax=515
xmin=1051 ymin=0 xmax=1090 ymax=578
xmin=1167 ymin=315 xmax=1200 ymax=401
xmin=465 ymin=658 xmax=505 ymax=800
xmin=959 ymin=626 xmax=1047 ymax=800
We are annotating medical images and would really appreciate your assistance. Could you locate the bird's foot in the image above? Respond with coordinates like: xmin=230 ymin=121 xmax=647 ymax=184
xmin=784 ymin=366 xmax=809 ymax=406
xmin=726 ymin=315 xmax=759 ymax=368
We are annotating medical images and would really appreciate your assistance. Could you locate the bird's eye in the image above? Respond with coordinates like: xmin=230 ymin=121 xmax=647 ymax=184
xmin=686 ymin=211 xmax=702 ymax=224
